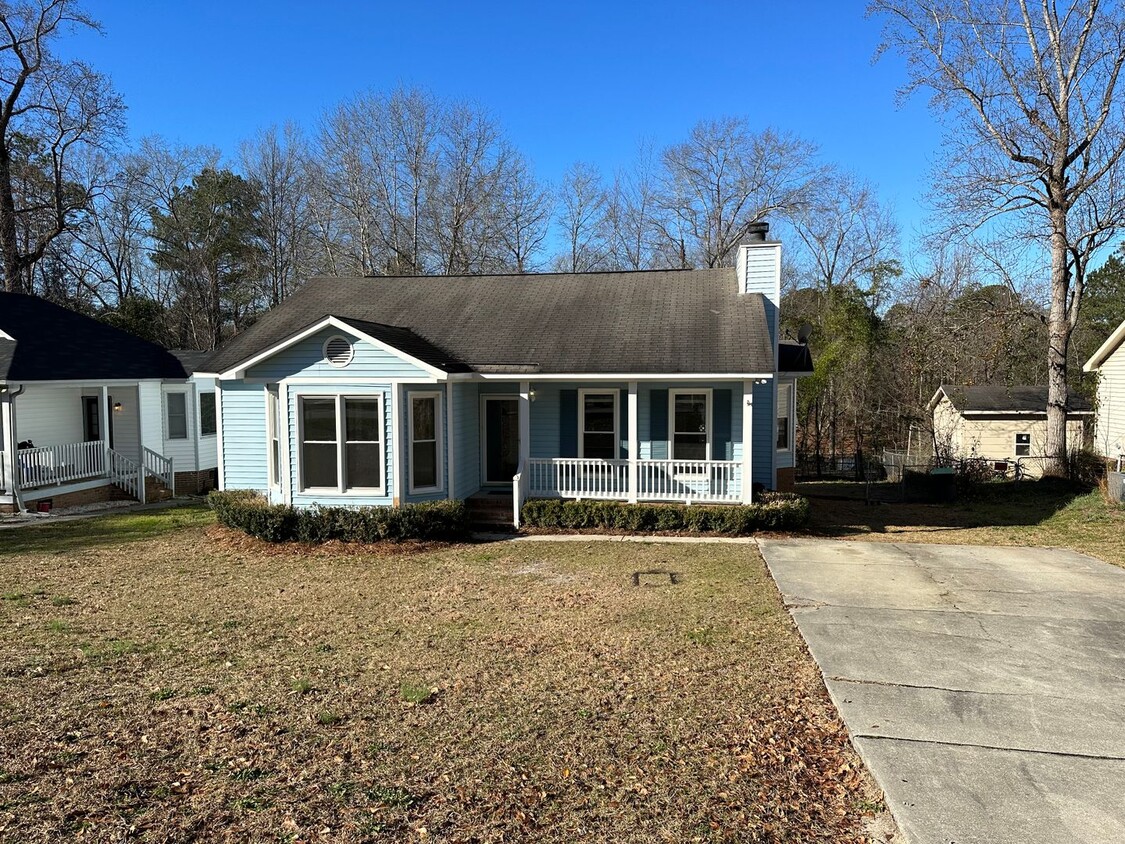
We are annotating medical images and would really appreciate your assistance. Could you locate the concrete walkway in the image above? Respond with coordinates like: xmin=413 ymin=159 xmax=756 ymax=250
xmin=760 ymin=538 xmax=1125 ymax=844
xmin=0 ymin=497 xmax=197 ymax=530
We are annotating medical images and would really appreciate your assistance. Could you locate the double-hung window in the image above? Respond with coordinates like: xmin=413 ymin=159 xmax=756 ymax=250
xmin=777 ymin=382 xmax=793 ymax=451
xmin=299 ymin=395 xmax=383 ymax=493
xmin=166 ymin=393 xmax=188 ymax=440
xmin=579 ymin=391 xmax=618 ymax=459
xmin=266 ymin=386 xmax=280 ymax=488
xmin=1014 ymin=433 xmax=1031 ymax=457
xmin=199 ymin=392 xmax=217 ymax=436
xmin=670 ymin=391 xmax=709 ymax=461
xmin=409 ymin=392 xmax=442 ymax=492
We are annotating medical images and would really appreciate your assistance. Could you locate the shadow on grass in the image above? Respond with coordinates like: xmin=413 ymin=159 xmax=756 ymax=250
xmin=798 ymin=478 xmax=1093 ymax=538
xmin=0 ymin=503 xmax=213 ymax=556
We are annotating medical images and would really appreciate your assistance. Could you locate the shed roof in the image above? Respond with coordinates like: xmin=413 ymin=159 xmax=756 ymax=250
xmin=201 ymin=269 xmax=777 ymax=376
xmin=930 ymin=384 xmax=1092 ymax=415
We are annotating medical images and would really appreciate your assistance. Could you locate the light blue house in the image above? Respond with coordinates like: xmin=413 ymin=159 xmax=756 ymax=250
xmin=198 ymin=224 xmax=811 ymax=526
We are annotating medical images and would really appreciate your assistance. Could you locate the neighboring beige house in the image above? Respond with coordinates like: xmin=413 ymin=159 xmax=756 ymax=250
xmin=1084 ymin=319 xmax=1125 ymax=460
xmin=928 ymin=385 xmax=1090 ymax=477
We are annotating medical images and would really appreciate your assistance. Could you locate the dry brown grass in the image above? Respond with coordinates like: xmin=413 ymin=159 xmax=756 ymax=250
xmin=0 ymin=507 xmax=887 ymax=842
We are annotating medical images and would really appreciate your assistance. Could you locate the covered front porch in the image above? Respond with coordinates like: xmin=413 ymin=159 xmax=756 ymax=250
xmin=0 ymin=381 xmax=174 ymax=509
xmin=446 ymin=377 xmax=774 ymax=526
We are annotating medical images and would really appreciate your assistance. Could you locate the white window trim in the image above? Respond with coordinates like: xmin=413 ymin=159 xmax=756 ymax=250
xmin=297 ymin=393 xmax=386 ymax=496
xmin=1014 ymin=432 xmax=1031 ymax=457
xmin=777 ymin=381 xmax=794 ymax=453
xmin=266 ymin=385 xmax=280 ymax=489
xmin=578 ymin=388 xmax=619 ymax=460
xmin=198 ymin=390 xmax=218 ymax=438
xmin=166 ymin=391 xmax=189 ymax=441
xmin=669 ymin=388 xmax=712 ymax=465
xmin=408 ymin=390 xmax=444 ymax=494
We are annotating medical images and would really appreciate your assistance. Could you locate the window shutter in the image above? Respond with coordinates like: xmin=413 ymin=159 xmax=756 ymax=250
xmin=560 ymin=390 xmax=578 ymax=457
xmin=650 ymin=389 xmax=668 ymax=459
xmin=619 ymin=388 xmax=629 ymax=458
xmin=713 ymin=389 xmax=732 ymax=460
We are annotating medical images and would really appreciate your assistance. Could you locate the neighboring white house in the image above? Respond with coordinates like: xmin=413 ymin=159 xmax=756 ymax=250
xmin=928 ymin=384 xmax=1090 ymax=478
xmin=1084 ymin=319 xmax=1125 ymax=461
xmin=0 ymin=294 xmax=218 ymax=513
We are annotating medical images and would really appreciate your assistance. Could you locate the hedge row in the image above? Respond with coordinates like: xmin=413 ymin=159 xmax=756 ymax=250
xmin=520 ymin=492 xmax=809 ymax=534
xmin=208 ymin=490 xmax=470 ymax=543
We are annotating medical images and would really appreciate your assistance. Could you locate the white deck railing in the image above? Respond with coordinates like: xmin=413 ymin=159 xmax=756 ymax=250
xmin=108 ymin=449 xmax=145 ymax=503
xmin=143 ymin=447 xmax=174 ymax=495
xmin=525 ymin=457 xmax=742 ymax=504
xmin=16 ymin=440 xmax=106 ymax=489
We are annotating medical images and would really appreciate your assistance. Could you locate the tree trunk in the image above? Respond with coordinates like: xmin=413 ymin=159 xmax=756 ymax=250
xmin=0 ymin=146 xmax=23 ymax=294
xmin=1044 ymin=204 xmax=1071 ymax=477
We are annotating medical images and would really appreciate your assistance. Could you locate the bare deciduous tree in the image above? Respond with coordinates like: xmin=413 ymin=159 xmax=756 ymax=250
xmin=552 ymin=161 xmax=609 ymax=273
xmin=241 ymin=123 xmax=315 ymax=305
xmin=0 ymin=0 xmax=123 ymax=293
xmin=656 ymin=119 xmax=821 ymax=268
xmin=871 ymin=0 xmax=1125 ymax=474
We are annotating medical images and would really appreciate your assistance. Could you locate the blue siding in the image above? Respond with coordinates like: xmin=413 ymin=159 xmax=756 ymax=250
xmin=246 ymin=327 xmax=431 ymax=380
xmin=220 ymin=382 xmax=269 ymax=492
xmin=752 ymin=380 xmax=775 ymax=488
xmin=452 ymin=382 xmax=479 ymax=499
xmin=288 ymin=384 xmax=394 ymax=507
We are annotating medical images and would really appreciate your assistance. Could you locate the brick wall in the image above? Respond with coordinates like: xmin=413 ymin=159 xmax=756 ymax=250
xmin=173 ymin=469 xmax=219 ymax=495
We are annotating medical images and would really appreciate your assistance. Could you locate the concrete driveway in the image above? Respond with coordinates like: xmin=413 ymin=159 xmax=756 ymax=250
xmin=759 ymin=539 xmax=1125 ymax=844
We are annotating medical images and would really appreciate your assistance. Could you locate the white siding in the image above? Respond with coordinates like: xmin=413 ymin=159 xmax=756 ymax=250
xmin=1095 ymin=343 xmax=1125 ymax=458
xmin=14 ymin=385 xmax=84 ymax=447
xmin=137 ymin=381 xmax=164 ymax=455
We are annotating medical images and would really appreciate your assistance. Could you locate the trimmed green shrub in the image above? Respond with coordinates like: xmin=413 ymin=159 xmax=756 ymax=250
xmin=208 ymin=491 xmax=469 ymax=543
xmin=519 ymin=492 xmax=809 ymax=535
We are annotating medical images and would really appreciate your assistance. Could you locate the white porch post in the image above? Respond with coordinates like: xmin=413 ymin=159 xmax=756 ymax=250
xmin=100 ymin=385 xmax=111 ymax=462
xmin=1 ymin=390 xmax=15 ymax=494
xmin=518 ymin=381 xmax=531 ymax=470
xmin=628 ymin=381 xmax=638 ymax=503
xmin=741 ymin=381 xmax=754 ymax=504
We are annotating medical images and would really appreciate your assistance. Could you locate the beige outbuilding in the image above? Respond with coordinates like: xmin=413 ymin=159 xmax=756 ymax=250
xmin=928 ymin=385 xmax=1090 ymax=478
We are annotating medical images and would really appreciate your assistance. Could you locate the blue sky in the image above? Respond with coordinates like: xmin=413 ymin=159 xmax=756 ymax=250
xmin=64 ymin=0 xmax=938 ymax=246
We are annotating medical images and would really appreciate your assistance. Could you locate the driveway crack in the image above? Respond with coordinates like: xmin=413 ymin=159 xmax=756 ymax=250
xmin=853 ymin=734 xmax=1125 ymax=763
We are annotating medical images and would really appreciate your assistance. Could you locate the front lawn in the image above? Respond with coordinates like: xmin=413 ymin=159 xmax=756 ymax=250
xmin=801 ymin=480 xmax=1125 ymax=567
xmin=0 ymin=507 xmax=886 ymax=842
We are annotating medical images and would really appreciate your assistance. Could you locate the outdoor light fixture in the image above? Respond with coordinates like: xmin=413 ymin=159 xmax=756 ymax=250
xmin=529 ymin=387 xmax=537 ymax=402
xmin=113 ymin=402 xmax=123 ymax=412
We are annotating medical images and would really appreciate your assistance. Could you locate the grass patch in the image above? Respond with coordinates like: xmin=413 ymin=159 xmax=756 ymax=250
xmin=399 ymin=682 xmax=435 ymax=705
xmin=0 ymin=506 xmax=888 ymax=841
xmin=802 ymin=479 xmax=1125 ymax=567
xmin=50 ymin=596 xmax=77 ymax=607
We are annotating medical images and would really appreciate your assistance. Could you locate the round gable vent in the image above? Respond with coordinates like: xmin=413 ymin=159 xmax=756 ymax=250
xmin=323 ymin=335 xmax=354 ymax=368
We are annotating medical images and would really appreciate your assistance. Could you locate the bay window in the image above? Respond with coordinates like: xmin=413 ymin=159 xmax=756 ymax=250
xmin=299 ymin=395 xmax=383 ymax=493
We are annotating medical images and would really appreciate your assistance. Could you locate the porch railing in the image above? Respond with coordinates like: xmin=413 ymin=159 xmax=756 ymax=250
xmin=15 ymin=440 xmax=106 ymax=489
xmin=143 ymin=447 xmax=175 ymax=496
xmin=528 ymin=457 xmax=630 ymax=500
xmin=525 ymin=457 xmax=742 ymax=504
xmin=108 ymin=449 xmax=145 ymax=503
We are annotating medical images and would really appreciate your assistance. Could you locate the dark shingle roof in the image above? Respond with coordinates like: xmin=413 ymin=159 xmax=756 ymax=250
xmin=169 ymin=349 xmax=211 ymax=374
xmin=939 ymin=384 xmax=1092 ymax=414
xmin=202 ymin=269 xmax=775 ymax=376
xmin=0 ymin=293 xmax=190 ymax=382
